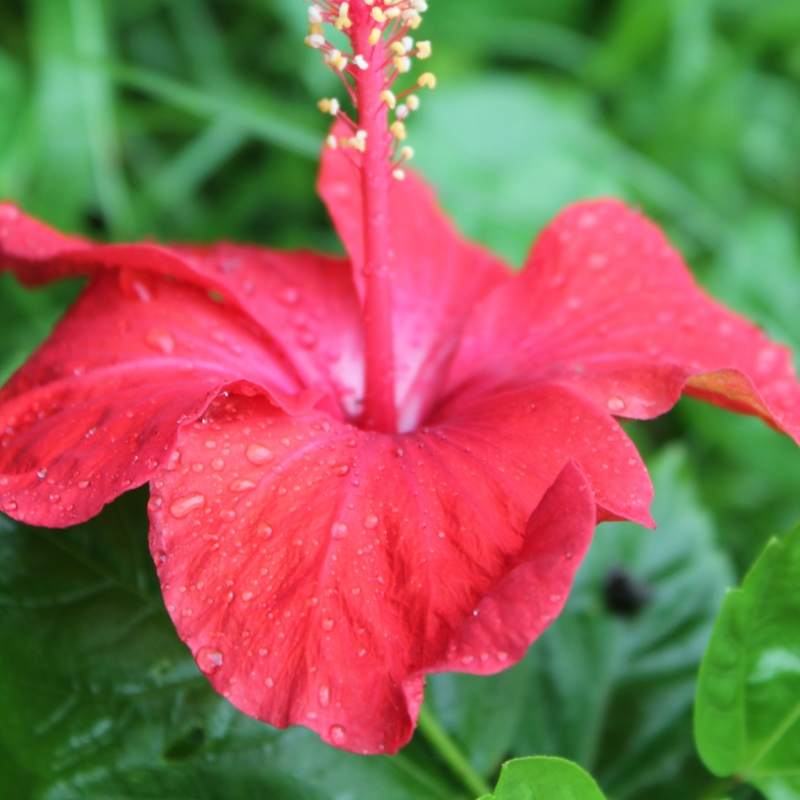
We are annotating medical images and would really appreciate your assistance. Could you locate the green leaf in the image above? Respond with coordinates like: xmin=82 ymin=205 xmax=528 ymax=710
xmin=695 ymin=522 xmax=800 ymax=799
xmin=0 ymin=492 xmax=459 ymax=799
xmin=483 ymin=757 xmax=606 ymax=800
xmin=427 ymin=446 xmax=734 ymax=799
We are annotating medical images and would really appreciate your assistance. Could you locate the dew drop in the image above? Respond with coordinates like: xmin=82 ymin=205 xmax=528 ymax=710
xmin=145 ymin=328 xmax=175 ymax=354
xmin=265 ymin=677 xmax=275 ymax=688
xmin=318 ymin=684 xmax=331 ymax=708
xmin=3 ymin=500 xmax=18 ymax=512
xmin=280 ymin=287 xmax=300 ymax=306
xmin=364 ymin=514 xmax=378 ymax=529
xmin=37 ymin=468 xmax=47 ymax=479
xmin=329 ymin=725 xmax=347 ymax=746
xmin=155 ymin=550 xmax=167 ymax=565
xmin=170 ymin=493 xmax=206 ymax=519
xmin=321 ymin=618 xmax=335 ymax=631
xmin=230 ymin=479 xmax=257 ymax=492
xmin=196 ymin=646 xmax=224 ymax=674
xmin=246 ymin=443 xmax=275 ymax=465
xmin=497 ymin=651 xmax=509 ymax=662
xmin=331 ymin=521 xmax=348 ymax=539
xmin=78 ymin=480 xmax=90 ymax=489
xmin=607 ymin=397 xmax=626 ymax=413
xmin=205 ymin=440 xmax=217 ymax=450
xmin=211 ymin=457 xmax=225 ymax=471
xmin=259 ymin=523 xmax=273 ymax=537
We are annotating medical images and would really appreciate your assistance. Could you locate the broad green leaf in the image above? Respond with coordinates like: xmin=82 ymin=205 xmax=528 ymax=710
xmin=427 ymin=446 xmax=733 ymax=800
xmin=482 ymin=757 xmax=606 ymax=800
xmin=695 ymin=522 xmax=800 ymax=799
xmin=0 ymin=492 xmax=459 ymax=800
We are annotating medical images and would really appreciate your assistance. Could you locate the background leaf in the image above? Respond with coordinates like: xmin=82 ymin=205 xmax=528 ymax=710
xmin=485 ymin=757 xmax=607 ymax=800
xmin=695 ymin=522 xmax=800 ymax=799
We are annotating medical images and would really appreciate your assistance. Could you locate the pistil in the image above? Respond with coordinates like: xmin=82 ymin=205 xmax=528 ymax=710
xmin=304 ymin=0 xmax=434 ymax=432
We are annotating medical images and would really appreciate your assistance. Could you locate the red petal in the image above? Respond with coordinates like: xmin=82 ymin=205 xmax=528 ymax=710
xmin=318 ymin=126 xmax=511 ymax=430
xmin=0 ymin=205 xmax=364 ymax=414
xmin=431 ymin=460 xmax=595 ymax=675
xmin=448 ymin=199 xmax=800 ymax=441
xmin=0 ymin=272 xmax=304 ymax=527
xmin=148 ymin=381 xmax=649 ymax=754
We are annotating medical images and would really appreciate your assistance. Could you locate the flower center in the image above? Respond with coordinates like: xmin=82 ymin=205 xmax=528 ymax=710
xmin=304 ymin=0 xmax=435 ymax=433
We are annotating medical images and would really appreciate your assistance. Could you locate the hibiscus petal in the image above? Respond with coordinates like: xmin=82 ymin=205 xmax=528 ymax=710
xmin=0 ymin=271 xmax=304 ymax=527
xmin=448 ymin=199 xmax=800 ymax=441
xmin=317 ymin=125 xmax=511 ymax=430
xmin=148 ymin=379 xmax=649 ymax=754
xmin=0 ymin=204 xmax=364 ymax=415
xmin=431 ymin=460 xmax=595 ymax=675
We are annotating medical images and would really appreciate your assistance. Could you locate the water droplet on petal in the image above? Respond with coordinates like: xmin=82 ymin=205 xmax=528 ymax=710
xmin=364 ymin=515 xmax=378 ymax=529
xmin=331 ymin=521 xmax=348 ymax=539
xmin=3 ymin=500 xmax=18 ymax=512
xmin=78 ymin=480 xmax=90 ymax=489
xmin=322 ymin=618 xmax=335 ymax=631
xmin=197 ymin=646 xmax=224 ymax=674
xmin=37 ymin=468 xmax=47 ymax=479
xmin=246 ymin=443 xmax=275 ymax=465
xmin=230 ymin=479 xmax=257 ymax=492
xmin=607 ymin=397 xmax=626 ymax=413
xmin=497 ymin=651 xmax=509 ymax=662
xmin=155 ymin=550 xmax=167 ymax=565
xmin=170 ymin=493 xmax=206 ymax=519
xmin=145 ymin=328 xmax=175 ymax=354
xmin=329 ymin=725 xmax=347 ymax=746
xmin=318 ymin=684 xmax=331 ymax=708
xmin=211 ymin=457 xmax=225 ymax=471
xmin=280 ymin=287 xmax=300 ymax=306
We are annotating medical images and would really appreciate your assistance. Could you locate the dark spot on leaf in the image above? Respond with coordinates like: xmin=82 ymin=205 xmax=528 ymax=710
xmin=603 ymin=566 xmax=652 ymax=617
xmin=162 ymin=727 xmax=206 ymax=763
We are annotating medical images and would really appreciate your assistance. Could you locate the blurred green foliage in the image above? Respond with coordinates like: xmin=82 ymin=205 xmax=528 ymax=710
xmin=1 ymin=0 xmax=799 ymax=798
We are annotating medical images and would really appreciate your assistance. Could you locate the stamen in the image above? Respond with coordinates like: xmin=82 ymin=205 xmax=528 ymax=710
xmin=302 ymin=0 xmax=435 ymax=431
xmin=380 ymin=90 xmax=397 ymax=109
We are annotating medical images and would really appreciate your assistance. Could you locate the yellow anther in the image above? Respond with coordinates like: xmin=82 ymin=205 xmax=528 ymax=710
xmin=334 ymin=2 xmax=352 ymax=30
xmin=365 ymin=0 xmax=374 ymax=4
xmin=390 ymin=41 xmax=407 ymax=56
xmin=380 ymin=90 xmax=397 ymax=109
xmin=401 ymin=145 xmax=414 ymax=161
xmin=403 ymin=9 xmax=422 ymax=28
xmin=326 ymin=134 xmax=338 ymax=149
xmin=308 ymin=23 xmax=323 ymax=36
xmin=317 ymin=97 xmax=340 ymax=115
xmin=393 ymin=168 xmax=406 ymax=181
xmin=371 ymin=7 xmax=386 ymax=22
xmin=406 ymin=94 xmax=420 ymax=110
xmin=416 ymin=41 xmax=431 ymax=59
xmin=418 ymin=72 xmax=436 ymax=88
xmin=324 ymin=49 xmax=348 ymax=71
xmin=385 ymin=7 xmax=401 ymax=18
xmin=350 ymin=130 xmax=368 ymax=152
xmin=410 ymin=0 xmax=428 ymax=10
xmin=390 ymin=120 xmax=407 ymax=140
xmin=305 ymin=33 xmax=326 ymax=48
xmin=369 ymin=27 xmax=382 ymax=45
xmin=308 ymin=5 xmax=323 ymax=24
xmin=393 ymin=55 xmax=411 ymax=73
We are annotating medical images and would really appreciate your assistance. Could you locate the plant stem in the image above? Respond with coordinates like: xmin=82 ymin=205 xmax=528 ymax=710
xmin=417 ymin=705 xmax=492 ymax=799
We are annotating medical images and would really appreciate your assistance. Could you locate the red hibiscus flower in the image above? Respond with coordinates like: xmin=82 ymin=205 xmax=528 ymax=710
xmin=2 ymin=0 xmax=800 ymax=757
